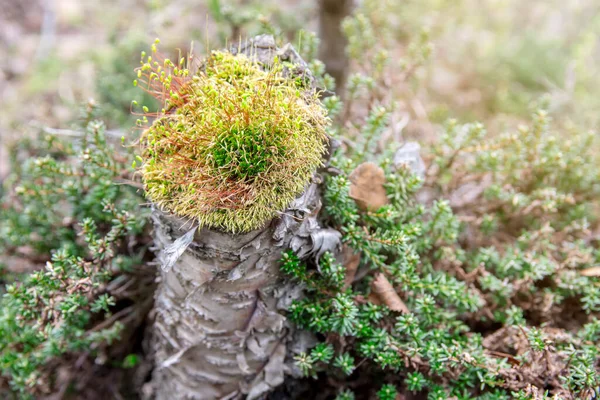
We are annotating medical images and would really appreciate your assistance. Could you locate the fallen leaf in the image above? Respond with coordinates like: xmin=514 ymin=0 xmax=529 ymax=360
xmin=371 ymin=273 xmax=409 ymax=313
xmin=349 ymin=162 xmax=389 ymax=210
xmin=580 ymin=266 xmax=600 ymax=277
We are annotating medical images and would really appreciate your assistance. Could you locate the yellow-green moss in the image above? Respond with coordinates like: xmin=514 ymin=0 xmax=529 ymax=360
xmin=137 ymin=48 xmax=329 ymax=233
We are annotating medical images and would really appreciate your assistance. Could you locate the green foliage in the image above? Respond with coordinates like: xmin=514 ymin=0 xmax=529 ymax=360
xmin=207 ymin=0 xmax=312 ymax=43
xmin=335 ymin=389 xmax=356 ymax=400
xmin=272 ymin=3 xmax=600 ymax=396
xmin=0 ymin=109 xmax=149 ymax=397
xmin=333 ymin=352 xmax=355 ymax=376
xmin=95 ymin=35 xmax=159 ymax=128
xmin=281 ymin=102 xmax=600 ymax=398
xmin=137 ymin=43 xmax=329 ymax=233
xmin=210 ymin=126 xmax=287 ymax=180
xmin=376 ymin=384 xmax=398 ymax=400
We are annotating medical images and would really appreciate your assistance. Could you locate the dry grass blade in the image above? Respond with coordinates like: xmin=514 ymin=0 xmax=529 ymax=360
xmin=341 ymin=245 xmax=361 ymax=289
xmin=580 ymin=266 xmax=600 ymax=277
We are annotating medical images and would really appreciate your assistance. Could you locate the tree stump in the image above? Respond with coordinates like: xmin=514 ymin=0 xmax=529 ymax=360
xmin=146 ymin=36 xmax=340 ymax=400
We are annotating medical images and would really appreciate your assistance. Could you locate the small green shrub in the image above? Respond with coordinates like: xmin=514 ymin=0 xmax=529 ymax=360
xmin=0 ymin=108 xmax=151 ymax=398
xmin=275 ymin=3 xmax=600 ymax=397
xmin=281 ymin=108 xmax=600 ymax=399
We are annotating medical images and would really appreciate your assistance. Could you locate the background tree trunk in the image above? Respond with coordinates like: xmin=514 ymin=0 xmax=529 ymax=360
xmin=318 ymin=0 xmax=355 ymax=93
xmin=146 ymin=36 xmax=340 ymax=400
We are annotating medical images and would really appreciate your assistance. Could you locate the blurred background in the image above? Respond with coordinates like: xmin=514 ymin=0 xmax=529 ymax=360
xmin=2 ymin=0 xmax=600 ymax=165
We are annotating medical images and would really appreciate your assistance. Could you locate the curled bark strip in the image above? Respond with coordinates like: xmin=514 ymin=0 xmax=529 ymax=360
xmin=371 ymin=273 xmax=409 ymax=314
xmin=394 ymin=142 xmax=426 ymax=179
xmin=159 ymin=226 xmax=197 ymax=272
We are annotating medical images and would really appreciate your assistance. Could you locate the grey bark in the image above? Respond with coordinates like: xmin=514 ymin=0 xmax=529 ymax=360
xmin=318 ymin=0 xmax=355 ymax=93
xmin=147 ymin=36 xmax=340 ymax=400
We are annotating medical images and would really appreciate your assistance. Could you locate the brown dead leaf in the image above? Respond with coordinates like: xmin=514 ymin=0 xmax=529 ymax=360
xmin=341 ymin=245 xmax=361 ymax=289
xmin=366 ymin=292 xmax=381 ymax=305
xmin=580 ymin=266 xmax=600 ymax=277
xmin=349 ymin=162 xmax=388 ymax=210
xmin=371 ymin=273 xmax=409 ymax=313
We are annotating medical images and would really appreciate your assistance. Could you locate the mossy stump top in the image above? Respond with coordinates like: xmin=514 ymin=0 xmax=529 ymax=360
xmin=136 ymin=39 xmax=329 ymax=233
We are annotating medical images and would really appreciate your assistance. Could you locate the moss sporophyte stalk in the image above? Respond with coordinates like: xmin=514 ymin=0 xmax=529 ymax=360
xmin=134 ymin=41 xmax=329 ymax=233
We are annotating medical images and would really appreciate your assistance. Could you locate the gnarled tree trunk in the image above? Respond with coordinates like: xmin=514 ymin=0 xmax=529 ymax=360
xmin=146 ymin=36 xmax=339 ymax=400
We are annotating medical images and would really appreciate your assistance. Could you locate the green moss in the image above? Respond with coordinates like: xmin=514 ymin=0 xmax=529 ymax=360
xmin=210 ymin=126 xmax=287 ymax=180
xmin=137 ymin=46 xmax=329 ymax=233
